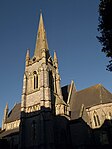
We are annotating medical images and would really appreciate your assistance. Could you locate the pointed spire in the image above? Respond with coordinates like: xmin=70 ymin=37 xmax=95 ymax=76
xmin=26 ymin=49 xmax=30 ymax=60
xmin=34 ymin=12 xmax=48 ymax=58
xmin=5 ymin=103 xmax=8 ymax=111
xmin=3 ymin=103 xmax=8 ymax=121
xmin=54 ymin=51 xmax=58 ymax=69
xmin=26 ymin=49 xmax=30 ymax=66
xmin=54 ymin=51 xmax=58 ymax=63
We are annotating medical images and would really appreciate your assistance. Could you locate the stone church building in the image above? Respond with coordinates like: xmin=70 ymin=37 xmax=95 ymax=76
xmin=0 ymin=13 xmax=112 ymax=149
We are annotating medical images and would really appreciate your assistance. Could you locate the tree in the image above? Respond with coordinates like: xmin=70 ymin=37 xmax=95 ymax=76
xmin=97 ymin=0 xmax=112 ymax=71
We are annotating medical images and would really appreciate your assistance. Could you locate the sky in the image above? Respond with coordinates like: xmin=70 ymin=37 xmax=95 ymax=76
xmin=0 ymin=0 xmax=112 ymax=127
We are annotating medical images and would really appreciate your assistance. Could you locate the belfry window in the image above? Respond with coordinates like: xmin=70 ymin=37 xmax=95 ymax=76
xmin=49 ymin=71 xmax=53 ymax=91
xmin=33 ymin=71 xmax=38 ymax=89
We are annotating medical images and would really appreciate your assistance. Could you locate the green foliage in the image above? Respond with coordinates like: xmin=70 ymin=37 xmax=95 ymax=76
xmin=97 ymin=0 xmax=112 ymax=71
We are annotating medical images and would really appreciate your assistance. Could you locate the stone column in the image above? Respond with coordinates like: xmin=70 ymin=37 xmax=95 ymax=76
xmin=39 ymin=67 xmax=45 ymax=107
xmin=21 ymin=73 xmax=27 ymax=112
xmin=56 ymin=74 xmax=63 ymax=100
xmin=44 ymin=67 xmax=51 ymax=108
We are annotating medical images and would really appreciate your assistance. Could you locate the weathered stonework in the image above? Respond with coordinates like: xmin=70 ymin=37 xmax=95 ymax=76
xmin=1 ymin=13 xmax=112 ymax=149
xmin=86 ymin=103 xmax=112 ymax=128
xmin=5 ymin=120 xmax=20 ymax=130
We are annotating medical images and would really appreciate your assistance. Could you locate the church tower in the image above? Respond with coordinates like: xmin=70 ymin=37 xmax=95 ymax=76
xmin=20 ymin=13 xmax=69 ymax=149
xmin=21 ymin=13 xmax=51 ymax=113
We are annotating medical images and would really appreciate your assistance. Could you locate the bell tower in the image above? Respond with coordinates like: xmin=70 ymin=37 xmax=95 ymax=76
xmin=20 ymin=13 xmax=69 ymax=149
xmin=21 ymin=13 xmax=68 ymax=116
xmin=21 ymin=13 xmax=52 ymax=114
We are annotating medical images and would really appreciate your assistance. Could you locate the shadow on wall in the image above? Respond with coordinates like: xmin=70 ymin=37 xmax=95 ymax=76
xmin=1 ymin=106 xmax=112 ymax=149
xmin=70 ymin=118 xmax=112 ymax=149
xmin=0 ymin=138 xmax=9 ymax=148
xmin=19 ymin=106 xmax=71 ymax=149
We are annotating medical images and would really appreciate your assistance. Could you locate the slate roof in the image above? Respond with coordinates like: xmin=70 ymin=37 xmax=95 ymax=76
xmin=6 ymin=103 xmax=21 ymax=123
xmin=70 ymin=84 xmax=112 ymax=120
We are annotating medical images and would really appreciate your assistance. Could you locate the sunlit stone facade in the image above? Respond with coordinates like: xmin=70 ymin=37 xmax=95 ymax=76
xmin=0 ymin=13 xmax=112 ymax=149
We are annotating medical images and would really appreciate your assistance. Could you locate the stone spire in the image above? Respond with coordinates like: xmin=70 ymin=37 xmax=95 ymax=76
xmin=54 ymin=51 xmax=59 ymax=72
xmin=26 ymin=49 xmax=30 ymax=67
xmin=53 ymin=52 xmax=63 ymax=101
xmin=54 ymin=51 xmax=58 ymax=63
xmin=2 ymin=103 xmax=8 ymax=127
xmin=34 ymin=13 xmax=48 ymax=59
xmin=5 ymin=103 xmax=8 ymax=110
xmin=4 ymin=103 xmax=8 ymax=118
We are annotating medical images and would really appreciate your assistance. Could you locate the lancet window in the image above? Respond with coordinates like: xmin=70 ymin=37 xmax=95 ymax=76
xmin=93 ymin=112 xmax=100 ymax=127
xmin=33 ymin=71 xmax=38 ymax=89
xmin=49 ymin=71 xmax=53 ymax=91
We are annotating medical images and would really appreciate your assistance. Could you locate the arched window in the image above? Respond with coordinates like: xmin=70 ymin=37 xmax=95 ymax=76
xmin=96 ymin=115 xmax=100 ymax=126
xmin=93 ymin=115 xmax=97 ymax=127
xmin=49 ymin=71 xmax=53 ymax=91
xmin=33 ymin=71 xmax=38 ymax=89
xmin=93 ymin=112 xmax=100 ymax=127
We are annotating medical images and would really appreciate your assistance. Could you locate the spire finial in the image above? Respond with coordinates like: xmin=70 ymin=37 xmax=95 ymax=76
xmin=3 ymin=103 xmax=8 ymax=121
xmin=26 ymin=48 xmax=30 ymax=66
xmin=26 ymin=48 xmax=30 ymax=55
xmin=54 ymin=51 xmax=58 ymax=63
xmin=5 ymin=103 xmax=8 ymax=110
xmin=34 ymin=12 xmax=48 ymax=58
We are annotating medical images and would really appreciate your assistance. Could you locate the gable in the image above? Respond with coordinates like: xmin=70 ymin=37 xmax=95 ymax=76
xmin=6 ymin=103 xmax=21 ymax=123
xmin=70 ymin=84 xmax=112 ymax=120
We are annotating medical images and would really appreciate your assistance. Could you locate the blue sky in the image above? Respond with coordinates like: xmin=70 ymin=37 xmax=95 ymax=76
xmin=0 ymin=0 xmax=111 ymax=126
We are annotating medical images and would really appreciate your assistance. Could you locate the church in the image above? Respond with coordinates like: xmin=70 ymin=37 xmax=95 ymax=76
xmin=0 ymin=13 xmax=112 ymax=149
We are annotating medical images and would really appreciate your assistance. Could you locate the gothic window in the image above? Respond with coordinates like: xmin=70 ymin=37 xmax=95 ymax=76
xmin=93 ymin=112 xmax=100 ymax=127
xmin=97 ymin=115 xmax=100 ymax=125
xmin=93 ymin=115 xmax=97 ymax=127
xmin=49 ymin=71 xmax=53 ymax=91
xmin=33 ymin=71 xmax=38 ymax=89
